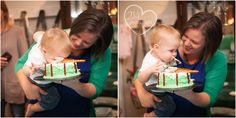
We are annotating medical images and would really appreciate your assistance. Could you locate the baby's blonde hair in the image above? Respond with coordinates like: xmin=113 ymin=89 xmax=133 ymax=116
xmin=149 ymin=24 xmax=180 ymax=47
xmin=40 ymin=28 xmax=71 ymax=55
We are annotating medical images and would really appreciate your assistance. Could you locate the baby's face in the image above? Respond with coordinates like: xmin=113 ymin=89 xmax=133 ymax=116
xmin=155 ymin=38 xmax=179 ymax=63
xmin=44 ymin=48 xmax=70 ymax=63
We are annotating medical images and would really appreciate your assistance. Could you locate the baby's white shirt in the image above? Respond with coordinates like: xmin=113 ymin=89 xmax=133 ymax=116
xmin=25 ymin=42 xmax=51 ymax=84
xmin=139 ymin=50 xmax=161 ymax=86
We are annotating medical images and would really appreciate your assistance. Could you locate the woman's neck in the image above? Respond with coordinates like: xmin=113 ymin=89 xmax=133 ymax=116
xmin=185 ymin=54 xmax=200 ymax=64
xmin=71 ymin=50 xmax=85 ymax=56
xmin=179 ymin=46 xmax=200 ymax=64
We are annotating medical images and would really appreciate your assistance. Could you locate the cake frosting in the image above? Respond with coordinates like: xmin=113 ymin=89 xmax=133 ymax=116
xmin=43 ymin=62 xmax=81 ymax=80
xmin=156 ymin=72 xmax=194 ymax=89
xmin=154 ymin=68 xmax=198 ymax=89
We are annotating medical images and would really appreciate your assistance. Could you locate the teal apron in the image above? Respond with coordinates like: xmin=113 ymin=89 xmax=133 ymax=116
xmin=169 ymin=50 xmax=207 ymax=116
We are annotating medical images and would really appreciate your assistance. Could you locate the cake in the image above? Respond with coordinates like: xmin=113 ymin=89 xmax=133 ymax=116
xmin=155 ymin=68 xmax=198 ymax=89
xmin=43 ymin=61 xmax=82 ymax=80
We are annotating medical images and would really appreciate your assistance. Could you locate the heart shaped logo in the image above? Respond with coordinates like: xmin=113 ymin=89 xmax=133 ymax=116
xmin=124 ymin=4 xmax=158 ymax=36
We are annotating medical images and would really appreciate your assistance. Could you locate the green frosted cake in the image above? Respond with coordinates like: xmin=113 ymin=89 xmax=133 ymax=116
xmin=156 ymin=72 xmax=194 ymax=89
xmin=43 ymin=62 xmax=81 ymax=80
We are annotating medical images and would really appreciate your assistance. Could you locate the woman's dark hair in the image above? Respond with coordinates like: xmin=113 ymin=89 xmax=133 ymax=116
xmin=182 ymin=12 xmax=222 ymax=62
xmin=1 ymin=1 xmax=9 ymax=22
xmin=70 ymin=9 xmax=113 ymax=58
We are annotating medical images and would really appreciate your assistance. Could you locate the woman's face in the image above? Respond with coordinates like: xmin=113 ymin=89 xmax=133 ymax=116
xmin=69 ymin=32 xmax=97 ymax=50
xmin=182 ymin=29 xmax=205 ymax=56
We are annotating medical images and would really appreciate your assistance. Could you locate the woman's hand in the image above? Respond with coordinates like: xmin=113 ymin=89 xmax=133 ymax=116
xmin=61 ymin=79 xmax=96 ymax=98
xmin=175 ymin=89 xmax=210 ymax=107
xmin=134 ymin=79 xmax=161 ymax=108
xmin=0 ymin=57 xmax=8 ymax=69
xmin=16 ymin=70 xmax=47 ymax=100
xmin=24 ymin=82 xmax=47 ymax=101
xmin=138 ymin=88 xmax=161 ymax=108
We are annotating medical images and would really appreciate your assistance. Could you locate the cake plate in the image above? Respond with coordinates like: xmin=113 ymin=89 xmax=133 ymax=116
xmin=34 ymin=72 xmax=82 ymax=81
xmin=145 ymin=83 xmax=195 ymax=93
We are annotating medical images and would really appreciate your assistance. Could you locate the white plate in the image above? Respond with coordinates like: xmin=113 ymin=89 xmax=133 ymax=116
xmin=35 ymin=72 xmax=81 ymax=81
xmin=146 ymin=83 xmax=195 ymax=92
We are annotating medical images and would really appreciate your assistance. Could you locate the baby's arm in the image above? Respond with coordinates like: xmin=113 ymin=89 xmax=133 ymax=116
xmin=137 ymin=67 xmax=154 ymax=84
xmin=22 ymin=63 xmax=44 ymax=79
xmin=22 ymin=65 xmax=32 ymax=77
xmin=137 ymin=62 xmax=164 ymax=84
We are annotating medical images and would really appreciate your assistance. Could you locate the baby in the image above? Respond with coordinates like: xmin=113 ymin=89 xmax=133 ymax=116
xmin=137 ymin=24 xmax=181 ymax=117
xmin=22 ymin=28 xmax=72 ymax=117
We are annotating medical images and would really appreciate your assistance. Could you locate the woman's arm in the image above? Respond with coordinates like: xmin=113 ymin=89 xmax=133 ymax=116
xmin=175 ymin=89 xmax=210 ymax=107
xmin=88 ymin=48 xmax=111 ymax=99
xmin=203 ymin=51 xmax=227 ymax=106
xmin=73 ymin=82 xmax=97 ymax=98
xmin=134 ymin=76 xmax=161 ymax=108
xmin=134 ymin=70 xmax=161 ymax=108
xmin=16 ymin=69 xmax=47 ymax=100
xmin=59 ymin=78 xmax=97 ymax=98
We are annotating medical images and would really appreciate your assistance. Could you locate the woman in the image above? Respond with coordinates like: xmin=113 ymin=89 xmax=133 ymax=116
xmin=1 ymin=1 xmax=28 ymax=116
xmin=15 ymin=9 xmax=113 ymax=116
xmin=134 ymin=12 xmax=227 ymax=116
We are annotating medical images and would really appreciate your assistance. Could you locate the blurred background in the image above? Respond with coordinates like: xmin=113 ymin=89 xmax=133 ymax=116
xmin=118 ymin=1 xmax=235 ymax=117
xmin=2 ymin=1 xmax=117 ymax=117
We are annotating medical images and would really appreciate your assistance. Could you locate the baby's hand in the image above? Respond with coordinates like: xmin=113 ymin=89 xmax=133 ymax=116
xmin=50 ymin=57 xmax=64 ymax=64
xmin=30 ymin=63 xmax=44 ymax=75
xmin=149 ymin=62 xmax=165 ymax=74
xmin=164 ymin=67 xmax=177 ymax=72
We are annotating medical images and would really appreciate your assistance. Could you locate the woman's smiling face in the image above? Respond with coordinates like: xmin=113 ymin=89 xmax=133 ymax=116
xmin=182 ymin=29 xmax=206 ymax=56
xmin=70 ymin=32 xmax=98 ymax=50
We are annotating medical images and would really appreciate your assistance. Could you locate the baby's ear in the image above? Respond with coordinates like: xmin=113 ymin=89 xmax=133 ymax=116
xmin=33 ymin=31 xmax=45 ymax=43
xmin=153 ymin=44 xmax=159 ymax=49
xmin=41 ymin=47 xmax=46 ymax=54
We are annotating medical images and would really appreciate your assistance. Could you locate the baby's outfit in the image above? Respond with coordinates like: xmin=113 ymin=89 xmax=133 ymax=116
xmin=140 ymin=50 xmax=176 ymax=117
xmin=25 ymin=39 xmax=60 ymax=110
